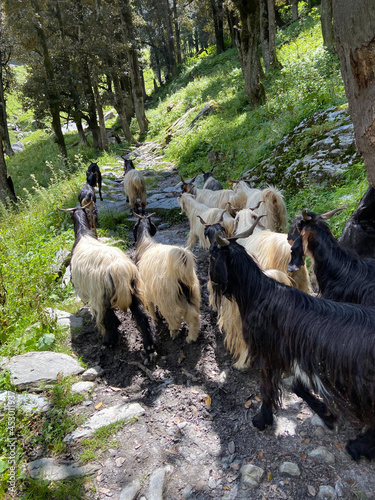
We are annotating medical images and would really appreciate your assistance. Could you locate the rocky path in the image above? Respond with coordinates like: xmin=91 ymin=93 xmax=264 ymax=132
xmin=3 ymin=145 xmax=375 ymax=499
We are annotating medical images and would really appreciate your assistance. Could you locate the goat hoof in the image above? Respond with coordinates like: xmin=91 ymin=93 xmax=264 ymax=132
xmin=252 ymin=414 xmax=267 ymax=431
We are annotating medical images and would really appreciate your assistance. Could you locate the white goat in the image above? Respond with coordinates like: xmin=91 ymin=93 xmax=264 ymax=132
xmin=233 ymin=208 xmax=311 ymax=294
xmin=178 ymin=193 xmax=235 ymax=249
xmin=59 ymin=206 xmax=156 ymax=360
xmin=193 ymin=187 xmax=247 ymax=210
xmin=133 ymin=214 xmax=201 ymax=343
xmin=123 ymin=158 xmax=147 ymax=215
xmin=233 ymin=181 xmax=287 ymax=232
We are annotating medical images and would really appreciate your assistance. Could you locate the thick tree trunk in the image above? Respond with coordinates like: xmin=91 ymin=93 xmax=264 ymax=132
xmin=119 ymin=0 xmax=149 ymax=135
xmin=260 ymin=0 xmax=270 ymax=69
xmin=233 ymin=0 xmax=266 ymax=108
xmin=211 ymin=0 xmax=225 ymax=55
xmin=93 ymin=74 xmax=108 ymax=151
xmin=74 ymin=117 xmax=89 ymax=147
xmin=0 ymin=70 xmax=13 ymax=157
xmin=0 ymin=134 xmax=16 ymax=205
xmin=225 ymin=7 xmax=240 ymax=48
xmin=268 ymin=0 xmax=281 ymax=69
xmin=164 ymin=0 xmax=177 ymax=78
xmin=333 ymin=0 xmax=375 ymax=186
xmin=321 ymin=0 xmax=335 ymax=53
xmin=82 ymin=62 xmax=101 ymax=150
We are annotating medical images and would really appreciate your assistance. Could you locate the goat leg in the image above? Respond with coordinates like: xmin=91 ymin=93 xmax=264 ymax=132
xmin=130 ymin=294 xmax=157 ymax=363
xmin=292 ymin=379 xmax=337 ymax=429
xmin=102 ymin=307 xmax=120 ymax=347
xmin=346 ymin=428 xmax=375 ymax=461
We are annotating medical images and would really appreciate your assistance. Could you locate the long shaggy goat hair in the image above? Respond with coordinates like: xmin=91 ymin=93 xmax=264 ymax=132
xmin=209 ymin=231 xmax=375 ymax=461
xmin=133 ymin=214 xmax=201 ymax=342
xmin=234 ymin=208 xmax=311 ymax=294
xmin=193 ymin=187 xmax=248 ymax=210
xmin=233 ymin=181 xmax=287 ymax=232
xmin=65 ymin=207 xmax=156 ymax=360
xmin=178 ymin=193 xmax=235 ymax=249
xmin=289 ymin=208 xmax=375 ymax=305
xmin=123 ymin=158 xmax=147 ymax=215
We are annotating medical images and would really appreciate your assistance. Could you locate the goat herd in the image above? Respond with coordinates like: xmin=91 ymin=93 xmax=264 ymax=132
xmin=58 ymin=160 xmax=375 ymax=464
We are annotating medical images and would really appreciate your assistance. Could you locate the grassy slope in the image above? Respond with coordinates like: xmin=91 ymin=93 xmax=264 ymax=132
xmin=0 ymin=7 xmax=368 ymax=358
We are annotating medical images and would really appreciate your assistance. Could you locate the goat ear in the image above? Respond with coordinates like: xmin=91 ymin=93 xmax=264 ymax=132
xmin=302 ymin=209 xmax=312 ymax=221
xmin=217 ymin=210 xmax=226 ymax=223
xmin=197 ymin=215 xmax=209 ymax=227
xmin=320 ymin=205 xmax=346 ymax=219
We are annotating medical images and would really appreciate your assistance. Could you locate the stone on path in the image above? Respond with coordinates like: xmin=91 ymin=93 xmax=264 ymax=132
xmin=279 ymin=461 xmax=301 ymax=477
xmin=71 ymin=381 xmax=96 ymax=394
xmin=119 ymin=479 xmax=141 ymax=500
xmin=45 ymin=308 xmax=83 ymax=330
xmin=0 ymin=390 xmax=50 ymax=412
xmin=82 ymin=365 xmax=104 ymax=381
xmin=26 ymin=457 xmax=100 ymax=481
xmin=64 ymin=402 xmax=145 ymax=443
xmin=146 ymin=467 xmax=170 ymax=500
xmin=317 ymin=485 xmax=337 ymax=499
xmin=240 ymin=464 xmax=265 ymax=488
xmin=3 ymin=351 xmax=84 ymax=391
xmin=308 ymin=446 xmax=336 ymax=464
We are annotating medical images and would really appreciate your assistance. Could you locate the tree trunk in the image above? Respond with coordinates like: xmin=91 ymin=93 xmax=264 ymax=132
xmin=118 ymin=0 xmax=149 ymax=135
xmin=112 ymin=71 xmax=137 ymax=145
xmin=233 ymin=0 xmax=266 ymax=108
xmin=74 ymin=117 xmax=89 ymax=147
xmin=321 ymin=0 xmax=335 ymax=53
xmin=292 ymin=0 xmax=298 ymax=21
xmin=164 ymin=0 xmax=177 ymax=78
xmin=93 ymin=73 xmax=108 ymax=151
xmin=268 ymin=0 xmax=281 ymax=69
xmin=0 ymin=133 xmax=16 ymax=205
xmin=31 ymin=0 xmax=66 ymax=158
xmin=0 ymin=67 xmax=13 ymax=157
xmin=333 ymin=0 xmax=375 ymax=186
xmin=83 ymin=62 xmax=101 ymax=150
xmin=211 ymin=0 xmax=225 ymax=55
xmin=259 ymin=0 xmax=270 ymax=69
xmin=173 ymin=0 xmax=182 ymax=64
xmin=225 ymin=7 xmax=240 ymax=48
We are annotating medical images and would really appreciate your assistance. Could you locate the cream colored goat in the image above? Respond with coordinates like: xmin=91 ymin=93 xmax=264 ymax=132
xmin=124 ymin=169 xmax=147 ymax=215
xmin=134 ymin=214 xmax=201 ymax=343
xmin=178 ymin=193 xmax=235 ymax=249
xmin=193 ymin=187 xmax=247 ymax=210
xmin=233 ymin=208 xmax=311 ymax=294
xmin=233 ymin=181 xmax=287 ymax=232
xmin=208 ymin=268 xmax=293 ymax=369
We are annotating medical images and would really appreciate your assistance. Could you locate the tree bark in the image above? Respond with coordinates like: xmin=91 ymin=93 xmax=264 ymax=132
xmin=119 ymin=0 xmax=149 ymax=135
xmin=173 ymin=0 xmax=182 ymax=65
xmin=268 ymin=0 xmax=281 ymax=69
xmin=31 ymin=0 xmax=66 ymax=158
xmin=0 ymin=70 xmax=13 ymax=157
xmin=0 ymin=133 xmax=16 ymax=205
xmin=233 ymin=0 xmax=266 ymax=108
xmin=211 ymin=0 xmax=225 ymax=55
xmin=321 ymin=0 xmax=335 ymax=53
xmin=333 ymin=0 xmax=375 ymax=186
xmin=112 ymin=71 xmax=137 ymax=145
xmin=225 ymin=7 xmax=240 ymax=48
xmin=292 ymin=0 xmax=298 ymax=21
xmin=93 ymin=73 xmax=108 ymax=151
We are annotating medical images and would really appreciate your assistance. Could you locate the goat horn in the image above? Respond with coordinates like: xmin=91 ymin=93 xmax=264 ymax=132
xmin=229 ymin=214 xmax=266 ymax=241
xmin=58 ymin=202 xmax=90 ymax=212
xmin=197 ymin=215 xmax=209 ymax=227
xmin=302 ymin=209 xmax=312 ymax=221
xmin=215 ymin=231 xmax=230 ymax=247
xmin=180 ymin=176 xmax=186 ymax=185
xmin=146 ymin=212 xmax=156 ymax=219
xmin=248 ymin=200 xmax=263 ymax=211
xmin=320 ymin=205 xmax=347 ymax=220
xmin=217 ymin=210 xmax=226 ymax=223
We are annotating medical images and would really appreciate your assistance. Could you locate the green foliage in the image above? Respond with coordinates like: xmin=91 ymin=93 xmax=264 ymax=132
xmin=78 ymin=419 xmax=127 ymax=464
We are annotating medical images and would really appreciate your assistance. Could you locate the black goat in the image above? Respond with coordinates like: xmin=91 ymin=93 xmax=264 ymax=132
xmin=58 ymin=205 xmax=156 ymax=361
xmin=86 ymin=162 xmax=103 ymax=201
xmin=78 ymin=183 xmax=98 ymax=235
xmin=201 ymin=167 xmax=223 ymax=191
xmin=339 ymin=185 xmax=375 ymax=259
xmin=287 ymin=208 xmax=375 ymax=305
xmin=209 ymin=226 xmax=375 ymax=461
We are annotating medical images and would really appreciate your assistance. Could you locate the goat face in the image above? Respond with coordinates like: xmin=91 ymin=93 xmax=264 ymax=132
xmin=124 ymin=159 xmax=135 ymax=175
xmin=209 ymin=241 xmax=230 ymax=296
xmin=133 ymin=215 xmax=157 ymax=242
xmin=287 ymin=236 xmax=305 ymax=272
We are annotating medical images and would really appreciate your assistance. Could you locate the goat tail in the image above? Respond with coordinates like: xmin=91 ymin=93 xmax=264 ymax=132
xmin=261 ymin=186 xmax=287 ymax=232
xmin=107 ymin=260 xmax=143 ymax=312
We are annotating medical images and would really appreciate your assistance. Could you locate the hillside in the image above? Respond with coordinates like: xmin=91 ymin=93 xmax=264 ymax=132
xmin=0 ymin=8 xmax=373 ymax=499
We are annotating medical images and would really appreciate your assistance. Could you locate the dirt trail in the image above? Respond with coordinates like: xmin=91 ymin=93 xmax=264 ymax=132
xmin=70 ymin=160 xmax=375 ymax=500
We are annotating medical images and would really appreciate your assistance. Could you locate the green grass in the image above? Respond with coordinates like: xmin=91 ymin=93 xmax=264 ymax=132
xmin=0 ymin=7 xmax=369 ymax=496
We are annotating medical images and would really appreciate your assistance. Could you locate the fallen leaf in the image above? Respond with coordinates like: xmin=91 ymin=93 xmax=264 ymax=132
xmin=301 ymin=438 xmax=311 ymax=445
xmin=307 ymin=485 xmax=316 ymax=496
xmin=267 ymin=472 xmax=273 ymax=482
xmin=109 ymin=386 xmax=121 ymax=392
xmin=95 ymin=402 xmax=103 ymax=410
xmin=223 ymin=485 xmax=230 ymax=491
xmin=258 ymin=450 xmax=263 ymax=460
xmin=244 ymin=399 xmax=252 ymax=409
xmin=255 ymin=396 xmax=262 ymax=402
xmin=205 ymin=395 xmax=212 ymax=406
